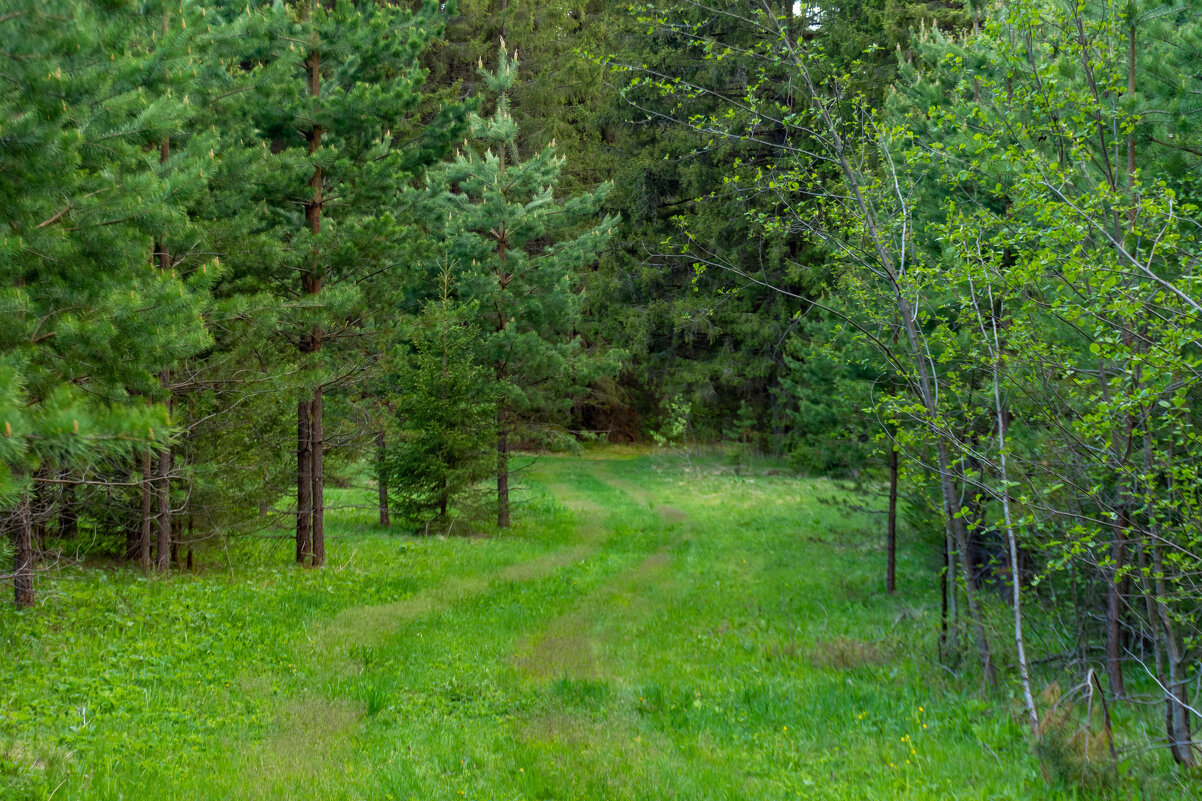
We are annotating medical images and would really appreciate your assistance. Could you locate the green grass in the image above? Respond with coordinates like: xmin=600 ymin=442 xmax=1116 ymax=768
xmin=0 ymin=448 xmax=1188 ymax=799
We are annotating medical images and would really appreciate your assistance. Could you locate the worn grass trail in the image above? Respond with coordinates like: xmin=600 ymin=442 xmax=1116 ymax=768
xmin=234 ymin=452 xmax=697 ymax=800
xmin=2 ymin=450 xmax=1155 ymax=799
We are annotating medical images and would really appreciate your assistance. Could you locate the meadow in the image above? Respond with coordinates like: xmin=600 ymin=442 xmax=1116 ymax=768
xmin=0 ymin=449 xmax=1186 ymax=799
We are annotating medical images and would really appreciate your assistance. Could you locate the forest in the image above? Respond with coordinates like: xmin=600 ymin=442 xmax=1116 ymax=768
xmin=1 ymin=0 xmax=1201 ymax=797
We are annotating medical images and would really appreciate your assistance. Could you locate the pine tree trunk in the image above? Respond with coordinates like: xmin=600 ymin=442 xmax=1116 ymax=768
xmin=156 ymin=442 xmax=171 ymax=573
xmin=13 ymin=493 xmax=34 ymax=607
xmin=155 ymin=370 xmax=172 ymax=574
xmin=154 ymin=125 xmax=173 ymax=574
xmin=497 ymin=408 xmax=510 ymax=529
xmin=438 ymin=298 xmax=450 ymax=521
xmin=186 ymin=514 xmax=194 ymax=571
xmin=128 ymin=452 xmax=140 ymax=559
xmin=139 ymin=449 xmax=153 ymax=569
xmin=302 ymin=14 xmax=324 ymax=565
xmin=377 ymin=431 xmax=390 ymax=527
xmin=494 ymin=102 xmax=510 ymax=531
xmin=886 ymin=445 xmax=898 ymax=595
xmin=297 ymin=399 xmax=313 ymax=563
xmin=311 ymin=387 xmax=324 ymax=566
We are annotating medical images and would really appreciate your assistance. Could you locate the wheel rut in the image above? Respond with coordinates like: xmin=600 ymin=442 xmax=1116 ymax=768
xmin=240 ymin=462 xmax=659 ymax=792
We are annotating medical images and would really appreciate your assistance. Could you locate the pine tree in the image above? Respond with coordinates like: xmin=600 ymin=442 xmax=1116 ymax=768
xmin=197 ymin=0 xmax=463 ymax=564
xmin=0 ymin=0 xmax=212 ymax=601
xmin=382 ymin=271 xmax=495 ymax=529
xmin=422 ymin=0 xmax=616 ymax=180
xmin=428 ymin=43 xmax=615 ymax=527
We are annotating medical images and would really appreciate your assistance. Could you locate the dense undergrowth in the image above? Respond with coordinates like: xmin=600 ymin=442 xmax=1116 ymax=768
xmin=0 ymin=449 xmax=1190 ymax=799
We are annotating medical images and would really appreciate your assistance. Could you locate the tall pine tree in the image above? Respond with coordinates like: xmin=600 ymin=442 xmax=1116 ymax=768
xmin=428 ymin=43 xmax=615 ymax=527
xmin=199 ymin=0 xmax=462 ymax=564
xmin=0 ymin=0 xmax=212 ymax=601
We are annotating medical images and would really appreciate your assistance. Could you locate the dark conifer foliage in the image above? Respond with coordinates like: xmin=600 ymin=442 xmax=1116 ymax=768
xmin=380 ymin=273 xmax=496 ymax=530
xmin=0 ymin=0 xmax=213 ymax=600
xmin=424 ymin=44 xmax=615 ymax=527
xmin=194 ymin=0 xmax=465 ymax=564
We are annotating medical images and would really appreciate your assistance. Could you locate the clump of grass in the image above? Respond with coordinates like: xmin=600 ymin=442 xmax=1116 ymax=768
xmin=804 ymin=635 xmax=892 ymax=670
xmin=0 ymin=740 xmax=59 ymax=801
xmin=549 ymin=678 xmax=610 ymax=711
xmin=350 ymin=676 xmax=396 ymax=717
xmin=1032 ymin=682 xmax=1119 ymax=791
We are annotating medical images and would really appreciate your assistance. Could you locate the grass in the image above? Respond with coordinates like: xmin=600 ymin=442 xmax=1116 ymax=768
xmin=0 ymin=447 xmax=1190 ymax=799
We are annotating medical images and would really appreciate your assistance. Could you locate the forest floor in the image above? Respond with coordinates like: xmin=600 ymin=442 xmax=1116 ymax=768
xmin=0 ymin=448 xmax=1185 ymax=799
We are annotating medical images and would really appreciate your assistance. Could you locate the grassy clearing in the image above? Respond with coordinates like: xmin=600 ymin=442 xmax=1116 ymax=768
xmin=0 ymin=448 xmax=1188 ymax=799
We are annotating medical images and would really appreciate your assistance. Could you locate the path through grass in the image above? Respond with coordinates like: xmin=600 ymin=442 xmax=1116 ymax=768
xmin=0 ymin=449 xmax=1179 ymax=798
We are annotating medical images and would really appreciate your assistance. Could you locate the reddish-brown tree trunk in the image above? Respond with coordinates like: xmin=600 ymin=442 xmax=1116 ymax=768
xmin=297 ymin=398 xmax=313 ymax=563
xmin=494 ymin=118 xmax=511 ymax=531
xmin=31 ymin=471 xmax=50 ymax=555
xmin=311 ymin=387 xmax=324 ymax=566
xmin=154 ymin=128 xmax=173 ymax=574
xmin=13 ymin=493 xmax=34 ymax=607
xmin=377 ymin=431 xmax=390 ymax=527
xmin=186 ymin=514 xmax=194 ymax=571
xmin=155 ymin=443 xmax=171 ymax=572
xmin=139 ymin=449 xmax=153 ymax=569
xmin=497 ymin=422 xmax=509 ymax=529
xmin=298 ymin=14 xmax=325 ymax=565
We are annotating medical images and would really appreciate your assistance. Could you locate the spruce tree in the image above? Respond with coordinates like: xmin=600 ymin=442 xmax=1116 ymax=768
xmin=382 ymin=271 xmax=495 ymax=529
xmin=428 ymin=44 xmax=615 ymax=527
